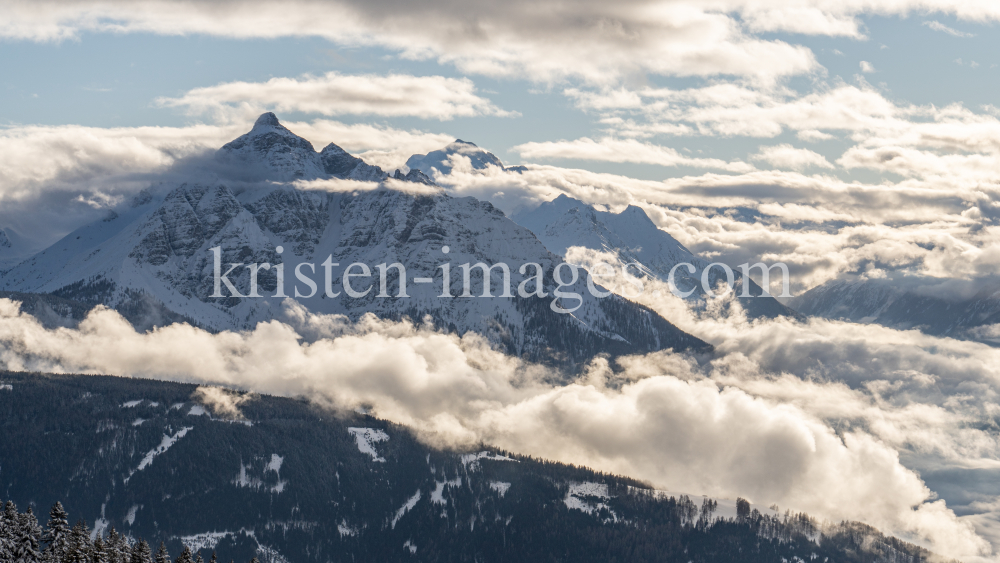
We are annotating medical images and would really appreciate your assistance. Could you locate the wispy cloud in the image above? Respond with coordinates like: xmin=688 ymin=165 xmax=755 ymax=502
xmin=512 ymin=137 xmax=754 ymax=172
xmin=923 ymin=20 xmax=976 ymax=37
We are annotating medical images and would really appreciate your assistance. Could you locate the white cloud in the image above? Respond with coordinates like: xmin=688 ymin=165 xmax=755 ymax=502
xmin=751 ymin=144 xmax=834 ymax=170
xmin=512 ymin=137 xmax=755 ymax=172
xmin=158 ymin=72 xmax=514 ymax=121
xmin=924 ymin=20 xmax=976 ymax=37
xmin=860 ymin=60 xmax=876 ymax=73
xmin=0 ymin=0 xmax=821 ymax=84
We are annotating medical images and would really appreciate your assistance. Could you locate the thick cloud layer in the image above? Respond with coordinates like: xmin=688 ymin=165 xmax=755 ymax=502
xmin=1 ymin=293 xmax=999 ymax=560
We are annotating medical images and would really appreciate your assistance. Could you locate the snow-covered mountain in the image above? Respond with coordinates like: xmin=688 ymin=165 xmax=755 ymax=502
xmin=792 ymin=277 xmax=1000 ymax=338
xmin=0 ymin=114 xmax=706 ymax=366
xmin=405 ymin=139 xmax=514 ymax=176
xmin=514 ymin=195 xmax=800 ymax=320
xmin=0 ymin=226 xmax=43 ymax=272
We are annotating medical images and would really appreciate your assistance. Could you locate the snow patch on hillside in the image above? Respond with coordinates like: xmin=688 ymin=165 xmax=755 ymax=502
xmin=122 ymin=400 xmax=143 ymax=408
xmin=348 ymin=427 xmax=389 ymax=462
xmin=564 ymin=482 xmax=615 ymax=521
xmin=460 ymin=451 xmax=515 ymax=471
xmin=431 ymin=477 xmax=462 ymax=505
xmin=180 ymin=531 xmax=230 ymax=552
xmin=125 ymin=505 xmax=140 ymax=526
xmin=337 ymin=520 xmax=358 ymax=537
xmin=391 ymin=490 xmax=422 ymax=529
xmin=125 ymin=427 xmax=193 ymax=483
xmin=266 ymin=454 xmax=284 ymax=473
xmin=490 ymin=481 xmax=511 ymax=497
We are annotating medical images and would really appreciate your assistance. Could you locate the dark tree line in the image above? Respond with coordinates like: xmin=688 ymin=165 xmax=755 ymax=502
xmin=0 ymin=501 xmax=257 ymax=563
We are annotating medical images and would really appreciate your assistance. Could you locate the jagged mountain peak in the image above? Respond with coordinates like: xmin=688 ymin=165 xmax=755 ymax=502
xmin=253 ymin=111 xmax=281 ymax=129
xmin=406 ymin=139 xmax=506 ymax=176
xmin=217 ymin=114 xmax=391 ymax=182
xmin=320 ymin=142 xmax=349 ymax=156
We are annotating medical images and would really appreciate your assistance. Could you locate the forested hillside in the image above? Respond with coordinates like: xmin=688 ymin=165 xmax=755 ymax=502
xmin=0 ymin=372 xmax=939 ymax=563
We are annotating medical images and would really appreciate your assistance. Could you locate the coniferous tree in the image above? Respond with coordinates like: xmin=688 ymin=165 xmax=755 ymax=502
xmin=64 ymin=521 xmax=91 ymax=563
xmin=129 ymin=540 xmax=152 ymax=563
xmin=41 ymin=503 xmax=70 ymax=563
xmin=173 ymin=546 xmax=194 ymax=563
xmin=194 ymin=554 xmax=203 ymax=563
xmin=92 ymin=537 xmax=109 ymax=563
xmin=208 ymin=553 xmax=216 ymax=563
xmin=0 ymin=500 xmax=16 ymax=562
xmin=110 ymin=529 xmax=130 ymax=563
xmin=154 ymin=543 xmax=170 ymax=563
xmin=13 ymin=507 xmax=42 ymax=563
xmin=105 ymin=529 xmax=122 ymax=563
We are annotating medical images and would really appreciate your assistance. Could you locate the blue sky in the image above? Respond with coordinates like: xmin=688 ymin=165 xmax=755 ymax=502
xmin=3 ymin=13 xmax=997 ymax=178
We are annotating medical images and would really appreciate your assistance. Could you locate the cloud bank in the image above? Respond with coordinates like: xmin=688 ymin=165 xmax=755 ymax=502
xmin=1 ymin=295 xmax=998 ymax=560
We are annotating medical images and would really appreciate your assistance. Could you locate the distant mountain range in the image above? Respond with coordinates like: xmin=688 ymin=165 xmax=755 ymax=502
xmin=792 ymin=276 xmax=1000 ymax=340
xmin=0 ymin=372 xmax=937 ymax=563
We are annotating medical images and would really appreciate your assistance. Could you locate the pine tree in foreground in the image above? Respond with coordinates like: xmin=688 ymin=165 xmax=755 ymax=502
xmin=174 ymin=545 xmax=194 ymax=563
xmin=64 ymin=521 xmax=91 ymax=563
xmin=41 ymin=503 xmax=70 ymax=563
xmin=13 ymin=507 xmax=41 ymax=563
xmin=93 ymin=536 xmax=109 ymax=563
xmin=154 ymin=543 xmax=170 ymax=563
xmin=130 ymin=540 xmax=153 ymax=563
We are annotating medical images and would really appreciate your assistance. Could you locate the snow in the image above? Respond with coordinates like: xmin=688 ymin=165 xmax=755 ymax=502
xmin=337 ymin=520 xmax=358 ymax=537
xmin=347 ymin=427 xmax=389 ymax=462
xmin=187 ymin=405 xmax=207 ymax=416
xmin=125 ymin=505 xmax=139 ymax=526
xmin=125 ymin=426 xmax=193 ymax=483
xmin=91 ymin=504 xmax=109 ymax=540
xmin=234 ymin=457 xmax=287 ymax=493
xmin=489 ymin=481 xmax=511 ymax=497
xmin=430 ymin=477 xmax=461 ymax=505
xmin=460 ymin=451 xmax=515 ymax=471
xmin=563 ymin=482 xmax=615 ymax=520
xmin=266 ymin=453 xmax=283 ymax=473
xmin=391 ymin=490 xmax=422 ymax=529
xmin=403 ymin=540 xmax=417 ymax=554
xmin=0 ymin=384 xmax=11 ymax=391
xmin=122 ymin=400 xmax=143 ymax=408
xmin=169 ymin=403 xmax=185 ymax=410
xmin=179 ymin=531 xmax=230 ymax=552
xmin=132 ymin=418 xmax=145 ymax=426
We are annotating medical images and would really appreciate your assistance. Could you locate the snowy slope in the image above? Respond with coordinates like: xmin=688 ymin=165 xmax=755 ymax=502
xmin=513 ymin=195 xmax=799 ymax=320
